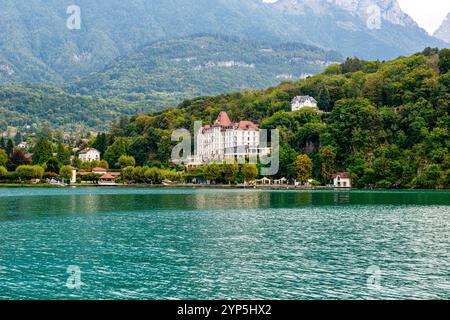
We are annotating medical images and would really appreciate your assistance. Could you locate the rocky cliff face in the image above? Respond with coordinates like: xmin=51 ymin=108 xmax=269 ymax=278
xmin=262 ymin=0 xmax=445 ymax=60
xmin=269 ymin=0 xmax=416 ymax=28
xmin=434 ymin=13 xmax=450 ymax=44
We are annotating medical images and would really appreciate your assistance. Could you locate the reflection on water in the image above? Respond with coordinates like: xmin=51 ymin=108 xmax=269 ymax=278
xmin=0 ymin=188 xmax=449 ymax=300
xmin=1 ymin=188 xmax=450 ymax=221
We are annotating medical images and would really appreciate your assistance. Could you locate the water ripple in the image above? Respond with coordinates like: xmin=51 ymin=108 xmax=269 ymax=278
xmin=0 ymin=188 xmax=449 ymax=300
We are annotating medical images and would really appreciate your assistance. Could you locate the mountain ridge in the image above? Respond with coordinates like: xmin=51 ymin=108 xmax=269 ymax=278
xmin=0 ymin=0 xmax=446 ymax=85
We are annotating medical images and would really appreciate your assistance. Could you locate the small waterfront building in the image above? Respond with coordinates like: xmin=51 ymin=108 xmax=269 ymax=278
xmin=78 ymin=148 xmax=101 ymax=162
xmin=332 ymin=172 xmax=352 ymax=188
xmin=98 ymin=173 xmax=120 ymax=186
xmin=274 ymin=177 xmax=288 ymax=185
xmin=291 ymin=95 xmax=318 ymax=111
xmin=256 ymin=177 xmax=272 ymax=185
xmin=92 ymin=167 xmax=107 ymax=174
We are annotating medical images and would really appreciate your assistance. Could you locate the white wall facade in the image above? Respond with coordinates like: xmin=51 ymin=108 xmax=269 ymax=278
xmin=292 ymin=98 xmax=318 ymax=111
xmin=79 ymin=149 xmax=101 ymax=162
xmin=195 ymin=124 xmax=265 ymax=163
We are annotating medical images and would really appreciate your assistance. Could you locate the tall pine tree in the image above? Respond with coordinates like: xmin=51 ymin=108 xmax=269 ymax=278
xmin=33 ymin=137 xmax=53 ymax=165
xmin=6 ymin=139 xmax=14 ymax=157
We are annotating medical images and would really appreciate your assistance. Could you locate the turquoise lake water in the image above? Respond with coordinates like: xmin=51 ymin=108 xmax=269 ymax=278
xmin=0 ymin=187 xmax=449 ymax=300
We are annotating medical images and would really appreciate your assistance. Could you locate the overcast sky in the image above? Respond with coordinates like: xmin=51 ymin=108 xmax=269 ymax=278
xmin=262 ymin=0 xmax=450 ymax=35
xmin=398 ymin=0 xmax=450 ymax=34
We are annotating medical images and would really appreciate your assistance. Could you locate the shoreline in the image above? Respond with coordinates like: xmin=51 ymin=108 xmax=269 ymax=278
xmin=0 ymin=183 xmax=449 ymax=191
xmin=0 ymin=183 xmax=341 ymax=190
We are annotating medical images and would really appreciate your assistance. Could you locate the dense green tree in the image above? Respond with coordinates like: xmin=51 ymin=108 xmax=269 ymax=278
xmin=104 ymin=138 xmax=130 ymax=168
xmin=318 ymin=86 xmax=331 ymax=111
xmin=45 ymin=157 xmax=60 ymax=174
xmin=223 ymin=163 xmax=239 ymax=184
xmin=0 ymin=149 xmax=7 ymax=167
xmin=6 ymin=139 xmax=14 ymax=156
xmin=56 ymin=142 xmax=70 ymax=165
xmin=0 ymin=166 xmax=7 ymax=178
xmin=59 ymin=165 xmax=73 ymax=182
xmin=341 ymin=57 xmax=364 ymax=73
xmin=122 ymin=166 xmax=134 ymax=181
xmin=412 ymin=165 xmax=442 ymax=189
xmin=92 ymin=133 xmax=109 ymax=156
xmin=295 ymin=154 xmax=313 ymax=184
xmin=16 ymin=165 xmax=44 ymax=180
xmin=204 ymin=163 xmax=222 ymax=183
xmin=14 ymin=132 xmax=22 ymax=145
xmin=443 ymin=170 xmax=450 ymax=189
xmin=327 ymin=98 xmax=380 ymax=162
xmin=7 ymin=148 xmax=31 ymax=171
xmin=33 ymin=137 xmax=53 ymax=165
xmin=279 ymin=144 xmax=298 ymax=179
xmin=118 ymin=155 xmax=136 ymax=169
xmin=319 ymin=146 xmax=337 ymax=183
xmin=439 ymin=48 xmax=450 ymax=74
xmin=242 ymin=164 xmax=258 ymax=184
xmin=144 ymin=167 xmax=164 ymax=184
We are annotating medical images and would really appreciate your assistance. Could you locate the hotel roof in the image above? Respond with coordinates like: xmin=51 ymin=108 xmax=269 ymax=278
xmin=214 ymin=111 xmax=232 ymax=126
xmin=207 ymin=111 xmax=258 ymax=130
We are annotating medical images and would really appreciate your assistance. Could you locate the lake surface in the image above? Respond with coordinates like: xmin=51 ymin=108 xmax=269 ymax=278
xmin=0 ymin=187 xmax=449 ymax=300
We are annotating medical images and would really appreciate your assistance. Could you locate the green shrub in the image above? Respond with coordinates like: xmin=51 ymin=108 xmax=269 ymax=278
xmin=0 ymin=166 xmax=7 ymax=178
xmin=15 ymin=165 xmax=44 ymax=180
xmin=376 ymin=180 xmax=391 ymax=189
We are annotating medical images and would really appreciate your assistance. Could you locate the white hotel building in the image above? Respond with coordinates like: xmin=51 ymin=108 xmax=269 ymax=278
xmin=191 ymin=111 xmax=270 ymax=164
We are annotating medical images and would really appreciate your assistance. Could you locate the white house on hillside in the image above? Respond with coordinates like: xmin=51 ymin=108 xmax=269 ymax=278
xmin=78 ymin=148 xmax=101 ymax=162
xmin=292 ymin=95 xmax=318 ymax=111
xmin=18 ymin=142 xmax=30 ymax=149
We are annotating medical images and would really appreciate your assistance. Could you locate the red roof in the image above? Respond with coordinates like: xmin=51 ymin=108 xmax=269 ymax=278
xmin=100 ymin=173 xmax=119 ymax=180
xmin=332 ymin=172 xmax=351 ymax=179
xmin=238 ymin=121 xmax=258 ymax=130
xmin=109 ymin=172 xmax=121 ymax=177
xmin=215 ymin=111 xmax=232 ymax=126
xmin=202 ymin=111 xmax=259 ymax=131
xmin=92 ymin=167 xmax=107 ymax=173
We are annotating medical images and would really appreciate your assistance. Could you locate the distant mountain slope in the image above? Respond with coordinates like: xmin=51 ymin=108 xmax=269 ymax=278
xmin=0 ymin=0 xmax=446 ymax=84
xmin=0 ymin=0 xmax=314 ymax=84
xmin=66 ymin=35 xmax=342 ymax=108
xmin=0 ymin=84 xmax=138 ymax=131
xmin=434 ymin=13 xmax=450 ymax=44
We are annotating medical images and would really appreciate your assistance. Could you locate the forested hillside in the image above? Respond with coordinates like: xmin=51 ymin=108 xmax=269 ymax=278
xmin=100 ymin=49 xmax=450 ymax=189
xmin=0 ymin=85 xmax=138 ymax=131
xmin=67 ymin=35 xmax=342 ymax=108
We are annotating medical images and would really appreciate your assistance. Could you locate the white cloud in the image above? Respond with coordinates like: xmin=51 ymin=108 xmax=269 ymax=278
xmin=398 ymin=0 xmax=450 ymax=34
